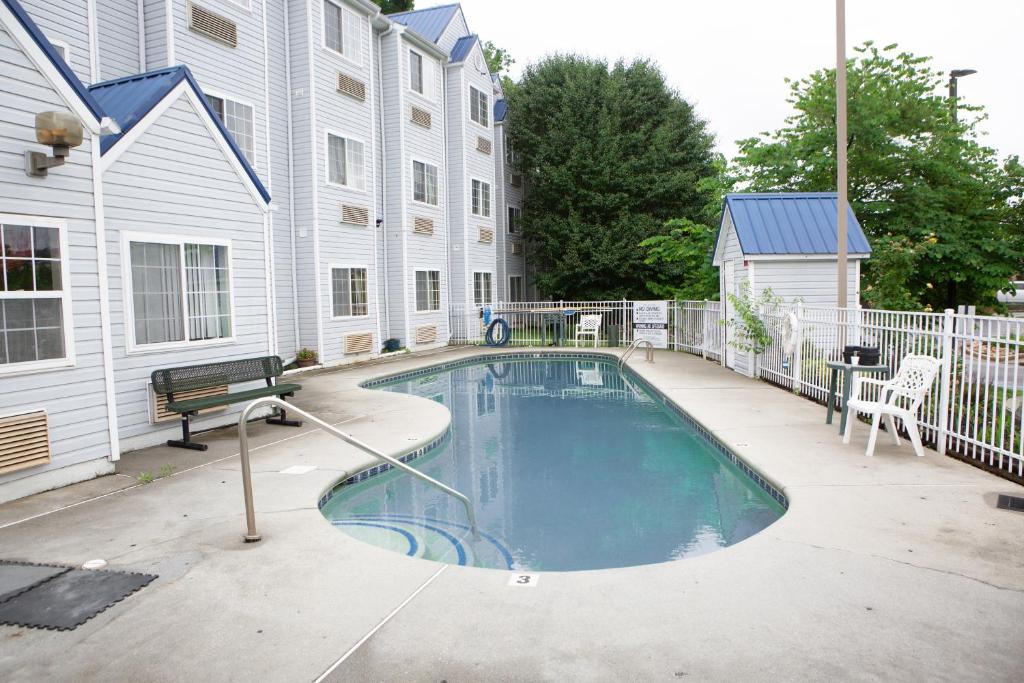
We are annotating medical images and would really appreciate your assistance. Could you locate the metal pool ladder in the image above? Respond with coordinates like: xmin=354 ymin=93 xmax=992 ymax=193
xmin=619 ymin=338 xmax=655 ymax=371
xmin=235 ymin=397 xmax=478 ymax=543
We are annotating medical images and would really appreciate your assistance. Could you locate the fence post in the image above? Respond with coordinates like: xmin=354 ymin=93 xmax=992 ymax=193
xmin=937 ymin=308 xmax=955 ymax=455
xmin=701 ymin=300 xmax=708 ymax=359
xmin=793 ymin=301 xmax=803 ymax=395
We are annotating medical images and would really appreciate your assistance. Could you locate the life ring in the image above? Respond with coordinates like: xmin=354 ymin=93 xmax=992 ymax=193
xmin=485 ymin=318 xmax=511 ymax=347
xmin=782 ymin=311 xmax=800 ymax=357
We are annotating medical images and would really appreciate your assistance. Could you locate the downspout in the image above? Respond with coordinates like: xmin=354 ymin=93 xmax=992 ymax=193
xmin=306 ymin=0 xmax=325 ymax=361
xmin=368 ymin=13 xmax=383 ymax=352
xmin=260 ymin=0 xmax=277 ymax=357
xmin=441 ymin=57 xmax=452 ymax=341
xmin=136 ymin=0 xmax=146 ymax=71
xmin=376 ymin=23 xmax=393 ymax=336
xmin=281 ymin=0 xmax=300 ymax=360
xmin=91 ymin=136 xmax=120 ymax=460
xmin=86 ymin=0 xmax=100 ymax=81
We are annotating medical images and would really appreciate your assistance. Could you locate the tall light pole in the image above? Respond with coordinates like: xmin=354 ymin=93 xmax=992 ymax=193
xmin=948 ymin=68 xmax=977 ymax=123
xmin=836 ymin=0 xmax=848 ymax=309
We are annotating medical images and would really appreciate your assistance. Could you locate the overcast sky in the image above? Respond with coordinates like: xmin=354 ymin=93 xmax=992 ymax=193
xmin=450 ymin=0 xmax=1022 ymax=163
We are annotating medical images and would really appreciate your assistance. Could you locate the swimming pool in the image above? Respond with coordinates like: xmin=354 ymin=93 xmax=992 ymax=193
xmin=319 ymin=355 xmax=785 ymax=571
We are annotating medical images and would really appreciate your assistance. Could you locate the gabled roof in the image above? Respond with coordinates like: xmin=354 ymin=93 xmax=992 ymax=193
xmin=449 ymin=34 xmax=477 ymax=63
xmin=494 ymin=98 xmax=508 ymax=123
xmin=1 ymin=0 xmax=113 ymax=132
xmin=389 ymin=3 xmax=460 ymax=43
xmin=89 ymin=66 xmax=270 ymax=204
xmin=720 ymin=192 xmax=871 ymax=257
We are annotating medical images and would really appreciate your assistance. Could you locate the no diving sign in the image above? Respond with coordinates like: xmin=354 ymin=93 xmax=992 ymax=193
xmin=633 ymin=301 xmax=668 ymax=349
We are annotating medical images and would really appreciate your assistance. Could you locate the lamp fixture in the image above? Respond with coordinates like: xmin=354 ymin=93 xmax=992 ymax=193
xmin=26 ymin=110 xmax=84 ymax=177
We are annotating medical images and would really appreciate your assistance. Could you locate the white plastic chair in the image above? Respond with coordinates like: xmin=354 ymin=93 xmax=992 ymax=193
xmin=574 ymin=314 xmax=602 ymax=347
xmin=842 ymin=354 xmax=941 ymax=457
xmin=575 ymin=361 xmax=604 ymax=386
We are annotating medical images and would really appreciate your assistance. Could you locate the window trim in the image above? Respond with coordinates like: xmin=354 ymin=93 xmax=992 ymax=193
xmin=413 ymin=268 xmax=442 ymax=313
xmin=410 ymin=157 xmax=440 ymax=207
xmin=324 ymin=128 xmax=368 ymax=192
xmin=321 ymin=0 xmax=363 ymax=67
xmin=202 ymin=87 xmax=257 ymax=165
xmin=120 ymin=231 xmax=237 ymax=356
xmin=470 ymin=177 xmax=492 ymax=217
xmin=0 ymin=214 xmax=76 ymax=377
xmin=407 ymin=47 xmax=435 ymax=103
xmin=468 ymin=84 xmax=490 ymax=129
xmin=509 ymin=275 xmax=524 ymax=303
xmin=328 ymin=263 xmax=370 ymax=320
xmin=473 ymin=271 xmax=493 ymax=306
xmin=49 ymin=39 xmax=71 ymax=68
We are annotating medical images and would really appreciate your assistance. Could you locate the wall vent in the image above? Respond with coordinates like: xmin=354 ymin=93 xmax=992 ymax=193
xmin=476 ymin=136 xmax=492 ymax=155
xmin=415 ymin=325 xmax=437 ymax=345
xmin=413 ymin=216 xmax=434 ymax=235
xmin=344 ymin=332 xmax=373 ymax=355
xmin=340 ymin=204 xmax=369 ymax=226
xmin=188 ymin=2 xmax=237 ymax=48
xmin=478 ymin=227 xmax=494 ymax=244
xmin=510 ymin=174 xmax=522 ymax=188
xmin=337 ymin=72 xmax=366 ymax=101
xmin=511 ymin=241 xmax=524 ymax=256
xmin=0 ymin=410 xmax=51 ymax=475
xmin=149 ymin=383 xmax=228 ymax=423
xmin=411 ymin=106 xmax=432 ymax=128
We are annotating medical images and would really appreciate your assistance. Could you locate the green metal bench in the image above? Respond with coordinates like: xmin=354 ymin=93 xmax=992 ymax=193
xmin=151 ymin=355 xmax=302 ymax=451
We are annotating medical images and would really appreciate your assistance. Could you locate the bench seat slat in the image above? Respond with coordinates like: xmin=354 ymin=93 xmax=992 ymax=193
xmin=168 ymin=383 xmax=302 ymax=414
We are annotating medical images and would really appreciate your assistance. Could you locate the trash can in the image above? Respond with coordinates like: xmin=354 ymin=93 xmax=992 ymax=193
xmin=607 ymin=324 xmax=621 ymax=348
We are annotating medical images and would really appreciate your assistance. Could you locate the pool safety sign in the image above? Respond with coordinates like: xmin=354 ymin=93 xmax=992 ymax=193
xmin=633 ymin=301 xmax=669 ymax=349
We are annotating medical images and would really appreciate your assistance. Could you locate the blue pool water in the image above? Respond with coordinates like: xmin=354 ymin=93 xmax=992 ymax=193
xmin=320 ymin=357 xmax=784 ymax=571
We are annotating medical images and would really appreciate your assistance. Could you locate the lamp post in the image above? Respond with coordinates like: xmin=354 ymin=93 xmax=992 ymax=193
xmin=948 ymin=68 xmax=977 ymax=123
xmin=836 ymin=0 xmax=848 ymax=309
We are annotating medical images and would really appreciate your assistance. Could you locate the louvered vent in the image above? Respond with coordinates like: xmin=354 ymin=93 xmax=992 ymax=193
xmin=476 ymin=136 xmax=492 ymax=155
xmin=413 ymin=216 xmax=434 ymax=235
xmin=411 ymin=106 xmax=431 ymax=128
xmin=337 ymin=72 xmax=366 ymax=101
xmin=511 ymin=241 xmax=524 ymax=256
xmin=415 ymin=325 xmax=437 ymax=344
xmin=478 ymin=227 xmax=494 ymax=244
xmin=341 ymin=204 xmax=369 ymax=226
xmin=510 ymin=174 xmax=522 ymax=188
xmin=188 ymin=2 xmax=237 ymax=48
xmin=0 ymin=410 xmax=51 ymax=475
xmin=150 ymin=384 xmax=228 ymax=423
xmin=344 ymin=332 xmax=373 ymax=355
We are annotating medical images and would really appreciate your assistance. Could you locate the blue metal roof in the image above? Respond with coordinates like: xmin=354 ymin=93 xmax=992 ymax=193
xmin=89 ymin=66 xmax=270 ymax=204
xmin=449 ymin=34 xmax=476 ymax=63
xmin=494 ymin=98 xmax=507 ymax=123
xmin=723 ymin=192 xmax=871 ymax=256
xmin=389 ymin=3 xmax=460 ymax=43
xmin=2 ymin=0 xmax=106 ymax=123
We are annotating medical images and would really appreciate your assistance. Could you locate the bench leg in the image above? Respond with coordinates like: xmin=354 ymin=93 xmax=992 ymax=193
xmin=167 ymin=413 xmax=208 ymax=451
xmin=266 ymin=399 xmax=302 ymax=428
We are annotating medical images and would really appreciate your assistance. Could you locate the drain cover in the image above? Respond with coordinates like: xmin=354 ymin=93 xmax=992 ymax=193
xmin=0 ymin=564 xmax=156 ymax=631
xmin=996 ymin=494 xmax=1024 ymax=512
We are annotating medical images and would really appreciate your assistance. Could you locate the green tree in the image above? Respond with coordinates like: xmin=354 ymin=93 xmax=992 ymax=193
xmin=373 ymin=0 xmax=413 ymax=14
xmin=507 ymin=55 xmax=716 ymax=300
xmin=482 ymin=40 xmax=516 ymax=94
xmin=733 ymin=42 xmax=1023 ymax=311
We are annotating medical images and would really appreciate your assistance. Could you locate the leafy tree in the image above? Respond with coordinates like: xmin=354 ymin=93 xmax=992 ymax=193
xmin=733 ymin=42 xmax=1023 ymax=311
xmin=373 ymin=0 xmax=414 ymax=14
xmin=482 ymin=40 xmax=516 ymax=94
xmin=507 ymin=55 xmax=716 ymax=300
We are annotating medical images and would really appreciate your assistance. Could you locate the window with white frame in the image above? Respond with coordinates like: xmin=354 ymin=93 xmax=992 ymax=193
xmin=331 ymin=267 xmax=368 ymax=317
xmin=509 ymin=276 xmax=523 ymax=303
xmin=0 ymin=220 xmax=70 ymax=369
xmin=469 ymin=85 xmax=489 ymax=127
xmin=473 ymin=272 xmax=492 ymax=305
xmin=49 ymin=40 xmax=70 ymax=66
xmin=412 ymin=160 xmax=438 ymax=205
xmin=471 ymin=179 xmax=491 ymax=217
xmin=507 ymin=206 xmax=522 ymax=234
xmin=327 ymin=133 xmax=365 ymax=190
xmin=324 ymin=0 xmax=361 ymax=64
xmin=504 ymin=133 xmax=517 ymax=166
xmin=206 ymin=94 xmax=255 ymax=164
xmin=415 ymin=270 xmax=440 ymax=311
xmin=409 ymin=50 xmax=424 ymax=95
xmin=126 ymin=237 xmax=232 ymax=347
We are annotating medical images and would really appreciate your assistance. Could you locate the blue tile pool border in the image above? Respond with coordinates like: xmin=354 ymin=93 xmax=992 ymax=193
xmin=319 ymin=351 xmax=788 ymax=512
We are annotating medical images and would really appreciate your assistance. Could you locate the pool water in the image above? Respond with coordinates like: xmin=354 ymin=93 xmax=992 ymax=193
xmin=320 ymin=357 xmax=784 ymax=571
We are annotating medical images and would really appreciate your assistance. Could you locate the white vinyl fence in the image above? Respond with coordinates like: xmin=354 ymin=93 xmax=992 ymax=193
xmin=450 ymin=299 xmax=1024 ymax=480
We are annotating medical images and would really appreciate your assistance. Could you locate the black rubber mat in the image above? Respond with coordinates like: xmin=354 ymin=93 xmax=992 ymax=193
xmin=0 ymin=561 xmax=70 ymax=604
xmin=0 ymin=566 xmax=156 ymax=631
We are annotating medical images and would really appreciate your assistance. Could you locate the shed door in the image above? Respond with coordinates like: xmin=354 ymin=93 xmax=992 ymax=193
xmin=723 ymin=260 xmax=736 ymax=369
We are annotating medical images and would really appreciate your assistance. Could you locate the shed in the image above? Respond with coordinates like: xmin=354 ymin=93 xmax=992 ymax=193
xmin=712 ymin=192 xmax=871 ymax=373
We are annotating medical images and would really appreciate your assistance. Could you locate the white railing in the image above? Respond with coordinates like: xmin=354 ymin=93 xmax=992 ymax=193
xmin=450 ymin=300 xmax=636 ymax=347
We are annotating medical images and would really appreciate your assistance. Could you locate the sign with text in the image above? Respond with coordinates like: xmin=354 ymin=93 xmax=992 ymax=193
xmin=633 ymin=300 xmax=669 ymax=349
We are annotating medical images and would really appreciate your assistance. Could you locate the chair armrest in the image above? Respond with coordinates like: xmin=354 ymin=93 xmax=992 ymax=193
xmin=850 ymin=376 xmax=894 ymax=402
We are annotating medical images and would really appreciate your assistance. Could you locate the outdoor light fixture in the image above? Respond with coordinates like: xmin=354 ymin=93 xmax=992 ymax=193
xmin=947 ymin=69 xmax=978 ymax=123
xmin=25 ymin=110 xmax=84 ymax=177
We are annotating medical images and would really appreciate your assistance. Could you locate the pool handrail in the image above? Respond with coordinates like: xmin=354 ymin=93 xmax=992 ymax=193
xmin=619 ymin=338 xmax=655 ymax=370
xmin=236 ymin=397 xmax=478 ymax=543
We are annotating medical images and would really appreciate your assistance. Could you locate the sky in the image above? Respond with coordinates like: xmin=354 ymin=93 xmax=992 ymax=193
xmin=448 ymin=0 xmax=1022 ymax=163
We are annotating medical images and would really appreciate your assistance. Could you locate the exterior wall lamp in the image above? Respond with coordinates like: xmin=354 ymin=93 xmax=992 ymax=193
xmin=25 ymin=110 xmax=84 ymax=177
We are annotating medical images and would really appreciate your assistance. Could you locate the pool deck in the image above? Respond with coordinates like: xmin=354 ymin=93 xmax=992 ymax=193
xmin=0 ymin=347 xmax=1022 ymax=681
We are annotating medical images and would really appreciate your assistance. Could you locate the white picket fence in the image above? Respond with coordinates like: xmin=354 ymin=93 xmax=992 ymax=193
xmin=450 ymin=299 xmax=1024 ymax=480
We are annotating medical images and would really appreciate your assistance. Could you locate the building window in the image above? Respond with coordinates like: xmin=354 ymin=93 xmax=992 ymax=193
xmin=471 ymin=179 xmax=491 ymax=217
xmin=504 ymin=133 xmax=517 ymax=166
xmin=412 ymin=160 xmax=438 ymax=205
xmin=473 ymin=272 xmax=492 ymax=305
xmin=324 ymin=0 xmax=361 ymax=64
xmin=49 ymin=40 xmax=70 ymax=66
xmin=469 ymin=86 xmax=489 ymax=127
xmin=415 ymin=270 xmax=440 ymax=311
xmin=327 ymin=133 xmax=365 ymax=190
xmin=409 ymin=50 xmax=423 ymax=94
xmin=206 ymin=94 xmax=255 ymax=164
xmin=509 ymin=276 xmax=523 ymax=302
xmin=126 ymin=236 xmax=232 ymax=348
xmin=331 ymin=267 xmax=368 ymax=317
xmin=0 ymin=221 xmax=71 ymax=371
xmin=507 ymin=206 xmax=522 ymax=234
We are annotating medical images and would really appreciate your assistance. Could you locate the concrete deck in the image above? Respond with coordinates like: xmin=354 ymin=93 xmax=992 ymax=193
xmin=0 ymin=348 xmax=1021 ymax=681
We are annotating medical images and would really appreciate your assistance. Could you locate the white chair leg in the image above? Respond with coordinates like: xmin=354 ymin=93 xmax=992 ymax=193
xmin=865 ymin=411 xmax=882 ymax=456
xmin=884 ymin=413 xmax=900 ymax=445
xmin=842 ymin=410 xmax=855 ymax=444
xmin=906 ymin=419 xmax=925 ymax=456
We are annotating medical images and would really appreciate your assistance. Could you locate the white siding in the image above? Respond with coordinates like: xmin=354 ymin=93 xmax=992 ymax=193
xmin=96 ymin=0 xmax=142 ymax=80
xmin=19 ymin=0 xmax=93 ymax=82
xmin=433 ymin=6 xmax=468 ymax=57
xmin=752 ymin=259 xmax=861 ymax=308
xmin=142 ymin=0 xmax=166 ymax=69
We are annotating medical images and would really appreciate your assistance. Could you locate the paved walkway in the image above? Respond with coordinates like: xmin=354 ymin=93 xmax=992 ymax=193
xmin=0 ymin=348 xmax=1021 ymax=681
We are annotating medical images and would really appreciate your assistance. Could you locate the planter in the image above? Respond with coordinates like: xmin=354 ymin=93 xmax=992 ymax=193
xmin=296 ymin=357 xmax=317 ymax=368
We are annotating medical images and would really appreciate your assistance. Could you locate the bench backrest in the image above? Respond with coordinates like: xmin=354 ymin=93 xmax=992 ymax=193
xmin=151 ymin=356 xmax=284 ymax=396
